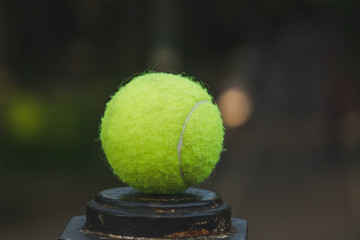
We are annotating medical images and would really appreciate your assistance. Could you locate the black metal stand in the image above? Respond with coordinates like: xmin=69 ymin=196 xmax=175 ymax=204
xmin=58 ymin=187 xmax=247 ymax=239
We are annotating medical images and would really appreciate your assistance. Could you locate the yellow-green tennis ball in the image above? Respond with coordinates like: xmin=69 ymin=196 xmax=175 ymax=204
xmin=100 ymin=72 xmax=224 ymax=194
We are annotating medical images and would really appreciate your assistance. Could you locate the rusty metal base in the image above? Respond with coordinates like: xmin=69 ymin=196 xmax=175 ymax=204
xmin=58 ymin=187 xmax=247 ymax=240
xmin=59 ymin=216 xmax=247 ymax=240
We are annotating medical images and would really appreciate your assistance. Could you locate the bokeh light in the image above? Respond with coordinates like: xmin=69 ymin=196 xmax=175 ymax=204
xmin=217 ymin=88 xmax=252 ymax=128
xmin=5 ymin=93 xmax=47 ymax=143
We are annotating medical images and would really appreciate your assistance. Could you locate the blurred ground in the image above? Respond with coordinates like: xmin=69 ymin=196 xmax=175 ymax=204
xmin=0 ymin=1 xmax=359 ymax=240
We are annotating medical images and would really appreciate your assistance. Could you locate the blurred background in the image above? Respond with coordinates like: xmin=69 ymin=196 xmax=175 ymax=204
xmin=0 ymin=1 xmax=359 ymax=239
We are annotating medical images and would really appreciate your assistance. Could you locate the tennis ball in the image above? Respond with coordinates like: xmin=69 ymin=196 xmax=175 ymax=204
xmin=100 ymin=72 xmax=224 ymax=194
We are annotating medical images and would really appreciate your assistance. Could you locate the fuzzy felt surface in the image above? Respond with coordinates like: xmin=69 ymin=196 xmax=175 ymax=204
xmin=100 ymin=72 xmax=224 ymax=194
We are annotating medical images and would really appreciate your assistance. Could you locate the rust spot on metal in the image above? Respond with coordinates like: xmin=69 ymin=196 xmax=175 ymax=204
xmin=152 ymin=208 xmax=176 ymax=213
xmin=211 ymin=203 xmax=220 ymax=209
xmin=165 ymin=228 xmax=210 ymax=238
xmin=195 ymin=221 xmax=208 ymax=225
xmin=136 ymin=197 xmax=194 ymax=202
xmin=82 ymin=227 xmax=233 ymax=239
xmin=98 ymin=213 xmax=105 ymax=225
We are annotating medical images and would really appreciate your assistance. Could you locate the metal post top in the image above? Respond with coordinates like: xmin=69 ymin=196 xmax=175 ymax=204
xmin=58 ymin=187 xmax=247 ymax=240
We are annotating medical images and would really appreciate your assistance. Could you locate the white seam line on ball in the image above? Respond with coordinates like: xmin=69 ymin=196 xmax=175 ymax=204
xmin=177 ymin=100 xmax=210 ymax=183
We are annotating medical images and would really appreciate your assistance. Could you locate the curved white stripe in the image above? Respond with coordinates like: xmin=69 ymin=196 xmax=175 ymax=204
xmin=177 ymin=100 xmax=210 ymax=183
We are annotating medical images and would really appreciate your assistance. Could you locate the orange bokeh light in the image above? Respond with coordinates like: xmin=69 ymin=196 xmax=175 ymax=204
xmin=218 ymin=88 xmax=252 ymax=128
